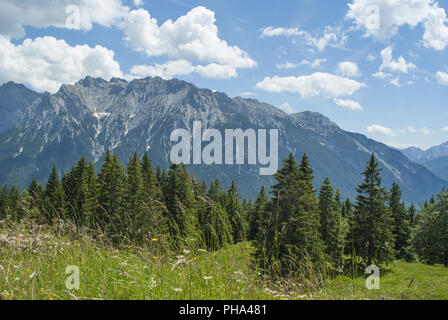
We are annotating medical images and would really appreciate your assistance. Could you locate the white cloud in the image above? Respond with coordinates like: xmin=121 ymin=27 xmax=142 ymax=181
xmin=276 ymin=62 xmax=300 ymax=70
xmin=337 ymin=61 xmax=361 ymax=78
xmin=436 ymin=71 xmax=448 ymax=85
xmin=133 ymin=0 xmax=143 ymax=6
xmin=372 ymin=71 xmax=391 ymax=79
xmin=130 ymin=60 xmax=237 ymax=80
xmin=255 ymin=72 xmax=366 ymax=99
xmin=441 ymin=126 xmax=448 ymax=131
xmin=279 ymin=102 xmax=296 ymax=114
xmin=366 ymin=124 xmax=396 ymax=136
xmin=367 ymin=54 xmax=376 ymax=62
xmin=390 ymin=78 xmax=401 ymax=87
xmin=334 ymin=98 xmax=364 ymax=110
xmin=407 ymin=126 xmax=431 ymax=134
xmin=260 ymin=26 xmax=347 ymax=52
xmin=379 ymin=47 xmax=416 ymax=73
xmin=0 ymin=35 xmax=123 ymax=93
xmin=301 ymin=58 xmax=327 ymax=68
xmin=346 ymin=0 xmax=448 ymax=50
xmin=276 ymin=59 xmax=326 ymax=69
xmin=122 ymin=7 xmax=256 ymax=71
xmin=0 ymin=0 xmax=129 ymax=38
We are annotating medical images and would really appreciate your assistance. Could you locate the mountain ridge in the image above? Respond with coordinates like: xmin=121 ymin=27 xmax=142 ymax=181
xmin=0 ymin=77 xmax=445 ymax=203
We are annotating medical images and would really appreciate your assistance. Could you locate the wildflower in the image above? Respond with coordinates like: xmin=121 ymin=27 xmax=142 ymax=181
xmin=183 ymin=249 xmax=190 ymax=254
xmin=178 ymin=273 xmax=183 ymax=277
xmin=173 ymin=288 xmax=182 ymax=292
xmin=203 ymin=276 xmax=213 ymax=280
xmin=151 ymin=238 xmax=158 ymax=242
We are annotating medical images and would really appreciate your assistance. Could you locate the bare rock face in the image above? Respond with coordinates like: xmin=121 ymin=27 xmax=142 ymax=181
xmin=0 ymin=76 xmax=445 ymax=202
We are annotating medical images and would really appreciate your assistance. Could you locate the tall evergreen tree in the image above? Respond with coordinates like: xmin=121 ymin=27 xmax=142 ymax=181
xmin=353 ymin=154 xmax=395 ymax=266
xmin=319 ymin=177 xmax=345 ymax=265
xmin=44 ymin=164 xmax=66 ymax=223
xmin=389 ymin=183 xmax=412 ymax=260
xmin=98 ymin=150 xmax=125 ymax=234
xmin=248 ymin=186 xmax=268 ymax=242
xmin=226 ymin=180 xmax=247 ymax=243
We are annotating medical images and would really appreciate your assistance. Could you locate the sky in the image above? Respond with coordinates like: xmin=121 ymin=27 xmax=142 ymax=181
xmin=1 ymin=0 xmax=448 ymax=150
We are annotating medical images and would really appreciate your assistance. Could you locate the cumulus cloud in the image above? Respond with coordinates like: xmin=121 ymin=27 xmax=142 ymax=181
xmin=408 ymin=126 xmax=430 ymax=134
xmin=276 ymin=62 xmax=300 ymax=70
xmin=367 ymin=54 xmax=376 ymax=62
xmin=0 ymin=0 xmax=129 ymax=38
xmin=366 ymin=124 xmax=396 ymax=136
xmin=122 ymin=7 xmax=256 ymax=71
xmin=130 ymin=60 xmax=237 ymax=80
xmin=0 ymin=35 xmax=123 ymax=93
xmin=276 ymin=59 xmax=326 ymax=70
xmin=279 ymin=102 xmax=296 ymax=114
xmin=255 ymin=72 xmax=366 ymax=99
xmin=379 ymin=47 xmax=416 ymax=73
xmin=436 ymin=71 xmax=448 ymax=85
xmin=372 ymin=71 xmax=391 ymax=79
xmin=260 ymin=26 xmax=347 ymax=52
xmin=334 ymin=98 xmax=364 ymax=110
xmin=337 ymin=61 xmax=361 ymax=78
xmin=441 ymin=126 xmax=448 ymax=131
xmin=346 ymin=0 xmax=448 ymax=50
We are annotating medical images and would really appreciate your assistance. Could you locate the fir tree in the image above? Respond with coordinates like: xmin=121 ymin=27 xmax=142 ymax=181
xmin=389 ymin=183 xmax=412 ymax=260
xmin=226 ymin=180 xmax=247 ymax=243
xmin=353 ymin=154 xmax=395 ymax=266
xmin=318 ymin=177 xmax=345 ymax=265
xmin=248 ymin=186 xmax=268 ymax=242
xmin=44 ymin=164 xmax=66 ymax=223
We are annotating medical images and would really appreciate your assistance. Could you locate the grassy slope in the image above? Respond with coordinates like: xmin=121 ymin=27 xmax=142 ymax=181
xmin=1 ymin=225 xmax=447 ymax=300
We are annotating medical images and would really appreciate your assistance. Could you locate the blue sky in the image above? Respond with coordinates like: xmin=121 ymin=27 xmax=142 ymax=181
xmin=1 ymin=0 xmax=448 ymax=150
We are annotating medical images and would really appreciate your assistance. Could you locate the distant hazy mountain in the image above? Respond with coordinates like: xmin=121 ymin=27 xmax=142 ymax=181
xmin=402 ymin=142 xmax=448 ymax=181
xmin=0 ymin=76 xmax=445 ymax=202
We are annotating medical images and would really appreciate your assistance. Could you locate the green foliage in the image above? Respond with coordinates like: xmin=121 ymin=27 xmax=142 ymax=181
xmin=389 ymin=183 xmax=413 ymax=261
xmin=353 ymin=154 xmax=395 ymax=266
xmin=412 ymin=191 xmax=448 ymax=266
xmin=319 ymin=177 xmax=345 ymax=266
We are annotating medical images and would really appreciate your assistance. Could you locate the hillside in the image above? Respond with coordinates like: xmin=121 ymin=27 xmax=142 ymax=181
xmin=1 ymin=223 xmax=447 ymax=300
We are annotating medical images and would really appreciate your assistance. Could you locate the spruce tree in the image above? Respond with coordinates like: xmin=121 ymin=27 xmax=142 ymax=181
xmin=226 ymin=180 xmax=247 ymax=243
xmin=123 ymin=152 xmax=147 ymax=242
xmin=319 ymin=177 xmax=345 ymax=265
xmin=248 ymin=186 xmax=268 ymax=242
xmin=389 ymin=183 xmax=411 ymax=260
xmin=98 ymin=150 xmax=125 ymax=235
xmin=353 ymin=154 xmax=395 ymax=266
xmin=44 ymin=164 xmax=66 ymax=223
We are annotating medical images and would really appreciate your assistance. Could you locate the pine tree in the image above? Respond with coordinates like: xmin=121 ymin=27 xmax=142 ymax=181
xmin=62 ymin=156 xmax=98 ymax=226
xmin=248 ymin=186 xmax=268 ymax=241
xmin=353 ymin=154 xmax=395 ymax=266
xmin=318 ymin=177 xmax=345 ymax=265
xmin=44 ymin=164 xmax=66 ymax=223
xmin=165 ymin=163 xmax=199 ymax=247
xmin=98 ymin=150 xmax=125 ymax=235
xmin=28 ymin=179 xmax=44 ymax=212
xmin=412 ymin=191 xmax=448 ymax=266
xmin=226 ymin=180 xmax=247 ymax=243
xmin=389 ymin=183 xmax=412 ymax=260
xmin=141 ymin=152 xmax=168 ymax=242
xmin=283 ymin=153 xmax=324 ymax=267
xmin=123 ymin=152 xmax=147 ymax=242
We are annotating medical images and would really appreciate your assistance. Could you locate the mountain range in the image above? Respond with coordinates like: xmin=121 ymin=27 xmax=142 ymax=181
xmin=402 ymin=143 xmax=448 ymax=181
xmin=0 ymin=76 xmax=445 ymax=203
